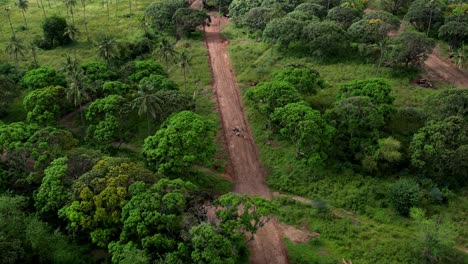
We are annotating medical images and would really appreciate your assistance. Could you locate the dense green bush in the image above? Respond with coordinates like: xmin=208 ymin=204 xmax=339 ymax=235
xmin=20 ymin=66 xmax=66 ymax=90
xmin=263 ymin=17 xmax=306 ymax=47
xmin=0 ymin=75 xmax=19 ymax=117
xmin=144 ymin=0 xmax=186 ymax=33
xmin=272 ymin=66 xmax=325 ymax=94
xmin=294 ymin=3 xmax=327 ymax=19
xmin=405 ymin=0 xmax=446 ymax=34
xmin=128 ymin=60 xmax=166 ymax=83
xmin=302 ymin=21 xmax=350 ymax=57
xmin=438 ymin=21 xmax=468 ymax=50
xmin=385 ymin=32 xmax=435 ymax=67
xmin=363 ymin=10 xmax=400 ymax=30
xmin=244 ymin=7 xmax=277 ymax=32
xmin=326 ymin=6 xmax=362 ymax=30
xmin=23 ymin=86 xmax=67 ymax=124
xmin=41 ymin=16 xmax=72 ymax=48
xmin=390 ymin=178 xmax=420 ymax=216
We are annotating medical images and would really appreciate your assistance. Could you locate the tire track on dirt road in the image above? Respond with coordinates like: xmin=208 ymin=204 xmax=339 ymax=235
xmin=203 ymin=13 xmax=289 ymax=264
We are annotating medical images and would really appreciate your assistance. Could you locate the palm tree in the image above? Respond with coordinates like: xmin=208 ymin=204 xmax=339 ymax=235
xmin=5 ymin=7 xmax=15 ymax=37
xmin=157 ymin=37 xmax=177 ymax=66
xmin=80 ymin=0 xmax=89 ymax=41
xmin=177 ymin=49 xmax=192 ymax=94
xmin=95 ymin=35 xmax=118 ymax=66
xmin=64 ymin=0 xmax=77 ymax=25
xmin=15 ymin=0 xmax=29 ymax=29
xmin=29 ymin=41 xmax=38 ymax=66
xmin=131 ymin=86 xmax=165 ymax=135
xmin=64 ymin=22 xmax=80 ymax=58
xmin=5 ymin=36 xmax=26 ymax=67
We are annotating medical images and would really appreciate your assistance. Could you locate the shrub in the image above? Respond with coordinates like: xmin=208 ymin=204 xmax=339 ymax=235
xmin=42 ymin=16 xmax=71 ymax=48
xmin=21 ymin=66 xmax=66 ymax=90
xmin=390 ymin=178 xmax=420 ymax=216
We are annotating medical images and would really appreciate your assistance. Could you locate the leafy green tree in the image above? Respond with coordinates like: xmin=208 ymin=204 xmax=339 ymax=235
xmin=410 ymin=116 xmax=467 ymax=187
xmin=108 ymin=241 xmax=150 ymax=264
xmin=362 ymin=136 xmax=402 ymax=173
xmin=144 ymin=0 xmax=185 ymax=33
xmin=263 ymin=17 xmax=306 ymax=47
xmin=23 ymin=86 xmax=67 ymax=124
xmin=244 ymin=7 xmax=277 ymax=32
xmin=326 ymin=6 xmax=362 ymax=30
xmin=42 ymin=16 xmax=72 ymax=48
xmin=131 ymin=85 xmax=166 ymax=135
xmin=95 ymin=35 xmax=119 ymax=66
xmin=0 ymin=75 xmax=20 ymax=117
xmin=428 ymin=89 xmax=468 ymax=120
xmin=142 ymin=111 xmax=216 ymax=175
xmin=128 ymin=60 xmax=166 ymax=83
xmin=59 ymin=157 xmax=155 ymax=247
xmin=21 ymin=66 xmax=66 ymax=90
xmin=348 ymin=19 xmax=393 ymax=44
xmin=172 ymin=8 xmax=210 ymax=39
xmin=272 ymin=102 xmax=335 ymax=163
xmin=380 ymin=0 xmax=412 ymax=15
xmin=325 ymin=96 xmax=385 ymax=163
xmin=272 ymin=66 xmax=325 ymax=94
xmin=228 ymin=0 xmax=262 ymax=25
xmin=81 ymin=61 xmax=115 ymax=85
xmin=86 ymin=95 xmax=129 ymax=147
xmin=139 ymin=74 xmax=177 ymax=92
xmin=15 ymin=0 xmax=29 ymax=29
xmin=157 ymin=37 xmax=178 ymax=66
xmin=438 ymin=21 xmax=468 ymax=50
xmin=286 ymin=11 xmax=320 ymax=22
xmin=405 ymin=0 xmax=446 ymax=35
xmin=5 ymin=36 xmax=26 ymax=67
xmin=385 ymin=32 xmax=435 ymax=67
xmin=294 ymin=3 xmax=326 ymax=18
xmin=302 ymin=21 xmax=350 ymax=57
xmin=363 ymin=10 xmax=400 ymax=30
xmin=102 ymin=81 xmax=130 ymax=96
xmin=177 ymin=49 xmax=192 ymax=94
xmin=390 ymin=178 xmax=420 ymax=216
xmin=308 ymin=0 xmax=341 ymax=10
xmin=34 ymin=157 xmax=69 ymax=216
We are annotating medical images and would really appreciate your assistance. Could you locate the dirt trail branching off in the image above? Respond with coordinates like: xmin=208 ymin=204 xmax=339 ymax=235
xmin=203 ymin=13 xmax=289 ymax=264
xmin=424 ymin=45 xmax=468 ymax=88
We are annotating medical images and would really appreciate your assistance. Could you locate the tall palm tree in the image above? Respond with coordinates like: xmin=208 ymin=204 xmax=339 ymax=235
xmin=64 ymin=22 xmax=79 ymax=58
xmin=95 ymin=35 xmax=118 ymax=66
xmin=177 ymin=49 xmax=192 ymax=94
xmin=29 ymin=41 xmax=38 ymax=66
xmin=5 ymin=7 xmax=15 ymax=37
xmin=157 ymin=37 xmax=177 ymax=66
xmin=131 ymin=86 xmax=165 ymax=135
xmin=5 ymin=36 xmax=26 ymax=67
xmin=80 ymin=0 xmax=89 ymax=41
xmin=64 ymin=0 xmax=77 ymax=25
xmin=15 ymin=0 xmax=29 ymax=29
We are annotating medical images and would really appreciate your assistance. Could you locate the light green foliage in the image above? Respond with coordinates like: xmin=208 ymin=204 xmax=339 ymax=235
xmin=0 ymin=122 xmax=33 ymax=150
xmin=272 ymin=66 xmax=325 ymax=94
xmin=108 ymin=241 xmax=150 ymax=264
xmin=20 ymin=66 xmax=66 ymax=90
xmin=245 ymin=81 xmax=302 ymax=118
xmin=302 ymin=21 xmax=350 ymax=57
xmin=363 ymin=10 xmax=400 ymax=30
xmin=142 ymin=111 xmax=216 ymax=175
xmin=364 ymin=137 xmax=402 ymax=173
xmin=438 ymin=21 xmax=468 ymax=50
xmin=144 ymin=0 xmax=185 ymax=33
xmin=0 ymin=75 xmax=19 ymax=117
xmin=59 ymin=157 xmax=155 ymax=247
xmin=326 ymin=6 xmax=362 ymax=29
xmin=385 ymin=32 xmax=435 ymax=67
xmin=34 ymin=157 xmax=69 ymax=215
xmin=228 ymin=0 xmax=263 ymax=25
xmin=294 ymin=3 xmax=326 ymax=18
xmin=173 ymin=8 xmax=210 ymax=39
xmin=410 ymin=208 xmax=458 ymax=261
xmin=410 ymin=116 xmax=468 ymax=187
xmin=102 ymin=81 xmax=130 ymax=96
xmin=128 ymin=60 xmax=166 ymax=83
xmin=325 ymin=96 xmax=385 ymax=163
xmin=263 ymin=17 xmax=306 ymax=47
xmin=23 ymin=86 xmax=67 ymax=124
xmin=86 ymin=95 xmax=128 ymax=146
xmin=189 ymin=223 xmax=237 ymax=264
xmin=215 ymin=193 xmax=276 ymax=240
xmin=244 ymin=7 xmax=277 ymax=32
xmin=390 ymin=178 xmax=420 ymax=216
xmin=405 ymin=0 xmax=446 ymax=33
xmin=81 ymin=61 xmax=116 ymax=84
xmin=139 ymin=74 xmax=178 ymax=92
xmin=271 ymin=102 xmax=334 ymax=164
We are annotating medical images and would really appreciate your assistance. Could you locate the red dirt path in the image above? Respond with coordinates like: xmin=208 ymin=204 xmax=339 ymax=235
xmin=203 ymin=13 xmax=289 ymax=264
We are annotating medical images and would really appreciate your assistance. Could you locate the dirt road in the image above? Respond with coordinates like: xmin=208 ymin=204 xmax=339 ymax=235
xmin=204 ymin=14 xmax=289 ymax=264
xmin=424 ymin=45 xmax=468 ymax=88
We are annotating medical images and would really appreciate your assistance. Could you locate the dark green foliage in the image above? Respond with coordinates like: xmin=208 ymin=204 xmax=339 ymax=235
xmin=244 ymin=7 xmax=277 ymax=32
xmin=294 ymin=3 xmax=326 ymax=18
xmin=385 ymin=32 xmax=435 ymax=67
xmin=228 ymin=0 xmax=263 ymax=25
xmin=0 ymin=63 xmax=24 ymax=82
xmin=337 ymin=78 xmax=394 ymax=106
xmin=245 ymin=81 xmax=303 ymax=118
xmin=173 ymin=8 xmax=210 ymax=38
xmin=23 ymin=86 xmax=67 ymax=124
xmin=308 ymin=0 xmax=341 ymax=9
xmin=0 ymin=75 xmax=19 ymax=117
xmin=380 ymin=0 xmax=412 ymax=15
xmin=410 ymin=116 xmax=468 ymax=187
xmin=438 ymin=21 xmax=468 ymax=50
xmin=363 ymin=10 xmax=400 ymax=30
xmin=102 ymin=81 xmax=130 ymax=96
xmin=272 ymin=65 xmax=325 ymax=94
xmin=326 ymin=6 xmax=362 ymax=30
xmin=348 ymin=19 xmax=393 ymax=44
xmin=325 ymin=96 xmax=385 ymax=163
xmin=144 ymin=0 xmax=185 ymax=33
xmin=108 ymin=241 xmax=150 ymax=264
xmin=142 ymin=111 xmax=216 ymax=175
xmin=20 ymin=66 xmax=66 ymax=90
xmin=263 ymin=17 xmax=306 ymax=47
xmin=405 ymin=0 xmax=446 ymax=34
xmin=42 ymin=16 xmax=72 ymax=48
xmin=445 ymin=14 xmax=468 ymax=25
xmin=139 ymin=74 xmax=178 ymax=92
xmin=271 ymin=102 xmax=335 ymax=164
xmin=128 ymin=60 xmax=166 ymax=83
xmin=286 ymin=11 xmax=320 ymax=22
xmin=59 ymin=157 xmax=155 ymax=247
xmin=302 ymin=21 xmax=350 ymax=57
xmin=428 ymin=89 xmax=468 ymax=121
xmin=390 ymin=178 xmax=420 ymax=216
